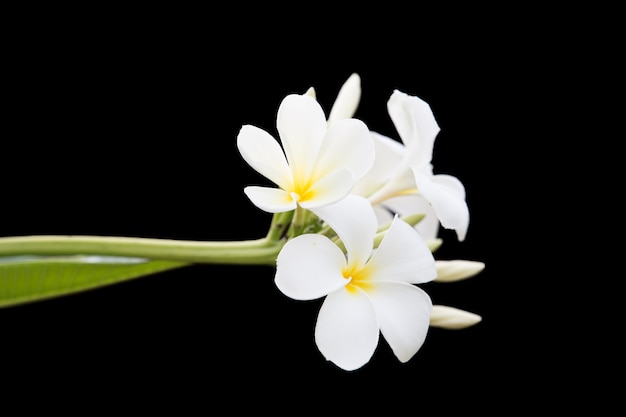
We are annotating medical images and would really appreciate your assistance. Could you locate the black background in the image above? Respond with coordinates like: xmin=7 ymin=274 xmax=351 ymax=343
xmin=2 ymin=7 xmax=575 ymax=413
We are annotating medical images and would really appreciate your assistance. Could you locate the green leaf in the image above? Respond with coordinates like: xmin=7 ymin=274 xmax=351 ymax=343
xmin=0 ymin=255 xmax=190 ymax=308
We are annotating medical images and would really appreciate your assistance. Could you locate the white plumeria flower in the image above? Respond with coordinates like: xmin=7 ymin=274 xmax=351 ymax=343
xmin=361 ymin=90 xmax=470 ymax=241
xmin=323 ymin=74 xmax=468 ymax=241
xmin=275 ymin=195 xmax=436 ymax=371
xmin=237 ymin=93 xmax=374 ymax=213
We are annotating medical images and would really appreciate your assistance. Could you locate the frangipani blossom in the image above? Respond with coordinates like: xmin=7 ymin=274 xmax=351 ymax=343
xmin=362 ymin=90 xmax=470 ymax=241
xmin=275 ymin=195 xmax=436 ymax=371
xmin=237 ymin=93 xmax=374 ymax=213
xmin=323 ymin=74 xmax=468 ymax=241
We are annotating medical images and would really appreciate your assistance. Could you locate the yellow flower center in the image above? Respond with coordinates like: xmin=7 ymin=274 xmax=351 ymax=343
xmin=290 ymin=175 xmax=316 ymax=203
xmin=343 ymin=263 xmax=374 ymax=294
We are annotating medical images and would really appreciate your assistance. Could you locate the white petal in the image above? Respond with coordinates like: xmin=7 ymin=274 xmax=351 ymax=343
xmin=361 ymin=132 xmax=417 ymax=205
xmin=315 ymin=287 xmax=379 ymax=371
xmin=387 ymin=90 xmax=440 ymax=170
xmin=298 ymin=168 xmax=354 ymax=210
xmin=243 ymin=186 xmax=297 ymax=213
xmin=310 ymin=195 xmax=377 ymax=268
xmin=414 ymin=172 xmax=470 ymax=241
xmin=435 ymin=260 xmax=485 ymax=283
xmin=352 ymin=132 xmax=404 ymax=198
xmin=368 ymin=217 xmax=436 ymax=284
xmin=380 ymin=194 xmax=440 ymax=240
xmin=367 ymin=282 xmax=432 ymax=363
xmin=316 ymin=118 xmax=374 ymax=180
xmin=276 ymin=94 xmax=327 ymax=180
xmin=275 ymin=234 xmax=348 ymax=301
xmin=373 ymin=205 xmax=394 ymax=226
xmin=236 ymin=125 xmax=293 ymax=190
xmin=327 ymin=73 xmax=361 ymax=123
xmin=430 ymin=305 xmax=482 ymax=329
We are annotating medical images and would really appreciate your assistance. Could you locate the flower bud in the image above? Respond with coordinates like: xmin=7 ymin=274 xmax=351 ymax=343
xmin=430 ymin=305 xmax=482 ymax=329
xmin=328 ymin=73 xmax=361 ymax=122
xmin=428 ymin=238 xmax=443 ymax=252
xmin=434 ymin=260 xmax=485 ymax=282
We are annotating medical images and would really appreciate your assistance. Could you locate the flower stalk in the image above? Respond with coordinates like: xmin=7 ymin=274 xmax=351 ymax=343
xmin=0 ymin=235 xmax=285 ymax=266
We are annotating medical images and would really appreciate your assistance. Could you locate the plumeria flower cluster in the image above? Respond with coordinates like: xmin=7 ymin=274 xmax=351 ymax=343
xmin=237 ymin=73 xmax=484 ymax=371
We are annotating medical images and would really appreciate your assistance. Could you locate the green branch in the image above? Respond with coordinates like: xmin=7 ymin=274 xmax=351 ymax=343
xmin=0 ymin=235 xmax=285 ymax=266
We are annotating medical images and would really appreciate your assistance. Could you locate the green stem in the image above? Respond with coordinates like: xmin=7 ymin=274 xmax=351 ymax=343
xmin=265 ymin=211 xmax=294 ymax=242
xmin=0 ymin=235 xmax=285 ymax=266
xmin=288 ymin=206 xmax=306 ymax=238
